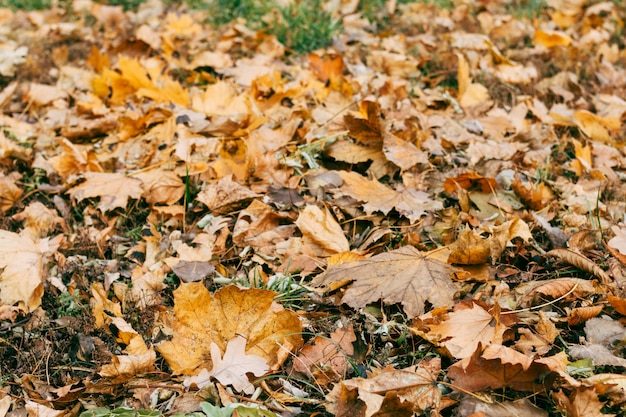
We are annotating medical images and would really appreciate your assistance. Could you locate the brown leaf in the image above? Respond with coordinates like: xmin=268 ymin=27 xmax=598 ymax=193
xmin=335 ymin=171 xmax=443 ymax=223
xmin=134 ymin=169 xmax=185 ymax=206
xmin=99 ymin=317 xmax=156 ymax=380
xmin=311 ymin=246 xmax=458 ymax=317
xmin=0 ymin=231 xmax=62 ymax=312
xmin=552 ymin=388 xmax=610 ymax=417
xmin=545 ymin=249 xmax=612 ymax=284
xmin=344 ymin=101 xmax=384 ymax=147
xmin=196 ymin=175 xmax=260 ymax=214
xmin=443 ymin=172 xmax=497 ymax=194
xmin=448 ymin=228 xmax=491 ymax=265
xmin=0 ymin=173 xmax=23 ymax=214
xmin=326 ymin=364 xmax=441 ymax=416
xmin=68 ymin=172 xmax=143 ymax=212
xmin=448 ymin=344 xmax=555 ymax=392
xmin=412 ymin=301 xmax=508 ymax=359
xmin=294 ymin=323 xmax=356 ymax=385
xmin=295 ymin=205 xmax=350 ymax=256
xmin=156 ymin=283 xmax=302 ymax=374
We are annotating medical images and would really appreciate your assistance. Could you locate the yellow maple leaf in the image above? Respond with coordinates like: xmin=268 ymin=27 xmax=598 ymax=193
xmin=157 ymin=283 xmax=302 ymax=375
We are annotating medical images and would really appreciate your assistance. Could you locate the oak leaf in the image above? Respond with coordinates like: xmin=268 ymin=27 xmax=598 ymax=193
xmin=68 ymin=172 xmax=143 ymax=212
xmin=185 ymin=335 xmax=269 ymax=394
xmin=157 ymin=283 xmax=302 ymax=375
xmin=311 ymin=246 xmax=458 ymax=317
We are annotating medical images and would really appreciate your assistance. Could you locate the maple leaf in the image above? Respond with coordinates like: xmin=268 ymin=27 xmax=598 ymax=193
xmin=157 ymin=283 xmax=302 ymax=375
xmin=447 ymin=344 xmax=556 ymax=392
xmin=412 ymin=301 xmax=508 ymax=359
xmin=311 ymin=246 xmax=459 ymax=317
xmin=185 ymin=335 xmax=269 ymax=394
xmin=334 ymin=171 xmax=442 ymax=223
xmin=68 ymin=172 xmax=143 ymax=212
xmin=0 ymin=231 xmax=62 ymax=312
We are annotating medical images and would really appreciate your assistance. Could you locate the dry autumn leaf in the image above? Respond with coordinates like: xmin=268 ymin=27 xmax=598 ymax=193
xmin=311 ymin=246 xmax=459 ymax=317
xmin=295 ymin=205 xmax=350 ymax=257
xmin=448 ymin=344 xmax=556 ymax=392
xmin=412 ymin=301 xmax=508 ymax=359
xmin=195 ymin=174 xmax=260 ymax=214
xmin=326 ymin=362 xmax=441 ymax=417
xmin=68 ymin=172 xmax=143 ymax=212
xmin=0 ymin=231 xmax=62 ymax=312
xmin=157 ymin=283 xmax=302 ymax=375
xmin=334 ymin=170 xmax=442 ymax=223
xmin=184 ymin=334 xmax=269 ymax=394
xmin=293 ymin=323 xmax=356 ymax=385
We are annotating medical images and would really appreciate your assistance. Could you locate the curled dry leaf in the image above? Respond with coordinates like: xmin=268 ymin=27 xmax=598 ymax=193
xmin=312 ymin=246 xmax=459 ymax=317
xmin=545 ymin=249 xmax=611 ymax=284
xmin=157 ymin=283 xmax=302 ymax=375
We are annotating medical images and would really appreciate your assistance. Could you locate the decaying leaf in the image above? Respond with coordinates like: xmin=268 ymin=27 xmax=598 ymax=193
xmin=326 ymin=361 xmax=441 ymax=417
xmin=312 ymin=246 xmax=459 ymax=317
xmin=545 ymin=249 xmax=611 ymax=284
xmin=157 ymin=283 xmax=302 ymax=375
xmin=293 ymin=323 xmax=356 ymax=385
xmin=448 ymin=344 xmax=556 ymax=392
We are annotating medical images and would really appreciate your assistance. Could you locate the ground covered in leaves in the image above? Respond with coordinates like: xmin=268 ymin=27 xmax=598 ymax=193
xmin=1 ymin=0 xmax=626 ymax=416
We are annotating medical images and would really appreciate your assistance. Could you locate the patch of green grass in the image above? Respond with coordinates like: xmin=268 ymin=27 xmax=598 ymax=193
xmin=268 ymin=0 xmax=340 ymax=54
xmin=507 ymin=0 xmax=547 ymax=19
xmin=0 ymin=0 xmax=50 ymax=9
xmin=205 ymin=0 xmax=273 ymax=28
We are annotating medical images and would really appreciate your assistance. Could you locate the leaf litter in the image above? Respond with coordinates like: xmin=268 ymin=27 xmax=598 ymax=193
xmin=0 ymin=0 xmax=626 ymax=415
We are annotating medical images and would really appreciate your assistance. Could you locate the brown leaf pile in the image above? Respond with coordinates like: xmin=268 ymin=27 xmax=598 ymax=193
xmin=1 ymin=0 xmax=626 ymax=415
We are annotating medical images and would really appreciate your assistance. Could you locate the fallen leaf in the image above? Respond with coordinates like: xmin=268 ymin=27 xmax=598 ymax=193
xmin=294 ymin=323 xmax=356 ymax=385
xmin=334 ymin=170 xmax=443 ymax=223
xmin=326 ymin=362 xmax=441 ymax=417
xmin=448 ymin=344 xmax=556 ymax=392
xmin=196 ymin=174 xmax=260 ymax=214
xmin=157 ymin=283 xmax=302 ymax=375
xmin=311 ymin=246 xmax=458 ymax=317
xmin=295 ymin=205 xmax=350 ymax=256
xmin=68 ymin=172 xmax=143 ymax=212
xmin=0 ymin=231 xmax=61 ymax=312
xmin=99 ymin=317 xmax=156 ymax=380
xmin=185 ymin=335 xmax=269 ymax=394
xmin=412 ymin=301 xmax=508 ymax=359
xmin=552 ymin=388 xmax=608 ymax=417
